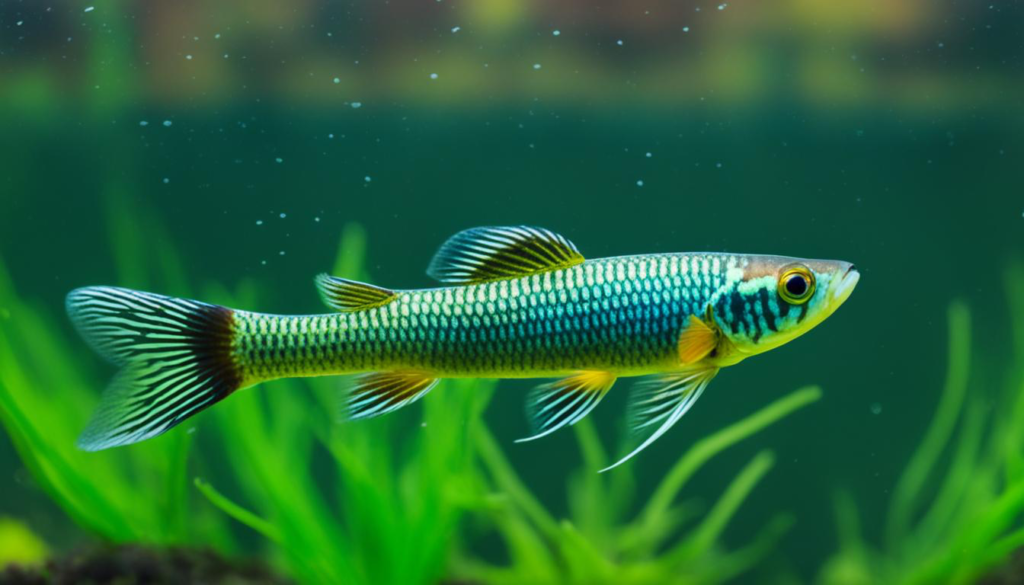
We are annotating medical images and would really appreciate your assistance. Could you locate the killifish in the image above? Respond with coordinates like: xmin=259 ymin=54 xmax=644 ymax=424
xmin=66 ymin=226 xmax=859 ymax=470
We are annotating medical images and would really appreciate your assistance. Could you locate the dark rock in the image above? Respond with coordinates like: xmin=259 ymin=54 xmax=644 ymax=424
xmin=0 ymin=544 xmax=289 ymax=585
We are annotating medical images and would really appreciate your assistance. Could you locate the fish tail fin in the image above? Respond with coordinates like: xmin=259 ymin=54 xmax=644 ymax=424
xmin=66 ymin=286 xmax=243 ymax=451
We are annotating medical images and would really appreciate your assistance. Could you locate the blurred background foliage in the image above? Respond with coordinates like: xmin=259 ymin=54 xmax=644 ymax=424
xmin=1 ymin=0 xmax=1022 ymax=583
xmin=1 ymin=0 xmax=1020 ymax=110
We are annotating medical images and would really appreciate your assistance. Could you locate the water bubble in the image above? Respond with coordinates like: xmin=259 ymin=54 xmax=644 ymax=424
xmin=636 ymin=180 xmax=644 ymax=187
xmin=717 ymin=3 xmax=727 ymax=10
xmin=451 ymin=26 xmax=461 ymax=33
xmin=646 ymin=152 xmax=652 ymax=158
xmin=533 ymin=63 xmax=542 ymax=70
xmin=314 ymin=217 xmax=321 ymax=223
xmin=870 ymin=402 xmax=882 ymax=415
xmin=279 ymin=251 xmax=286 ymax=256
xmin=275 ymin=157 xmax=283 ymax=163
xmin=162 ymin=178 xmax=170 ymax=184
xmin=351 ymin=102 xmax=362 ymax=109
xmin=617 ymin=39 xmax=624 ymax=46
xmin=162 ymin=120 xmax=173 ymax=127
xmin=683 ymin=26 xmax=690 ymax=32
xmin=430 ymin=73 xmax=439 ymax=80
xmin=185 ymin=54 xmax=193 ymax=60
xmin=84 ymin=6 xmax=94 ymax=12
xmin=364 ymin=176 xmax=372 ymax=182
xmin=333 ymin=77 xmax=340 ymax=84
xmin=279 ymin=213 xmax=287 ymax=219
xmin=215 ymin=33 xmax=221 ymax=39
xmin=139 ymin=120 xmax=149 ymax=127
xmin=256 ymin=220 xmax=264 ymax=226
xmin=16 ymin=20 xmax=23 ymax=26
xmin=553 ymin=30 xmax=561 ymax=36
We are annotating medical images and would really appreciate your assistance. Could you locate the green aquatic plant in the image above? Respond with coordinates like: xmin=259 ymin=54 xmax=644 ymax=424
xmin=454 ymin=386 xmax=821 ymax=585
xmin=818 ymin=266 xmax=1024 ymax=585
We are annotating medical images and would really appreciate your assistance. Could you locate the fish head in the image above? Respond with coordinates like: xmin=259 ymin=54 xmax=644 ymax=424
xmin=716 ymin=255 xmax=860 ymax=359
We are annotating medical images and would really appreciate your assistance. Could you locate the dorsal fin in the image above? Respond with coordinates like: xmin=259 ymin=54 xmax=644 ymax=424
xmin=426 ymin=226 xmax=585 ymax=284
xmin=315 ymin=274 xmax=397 ymax=312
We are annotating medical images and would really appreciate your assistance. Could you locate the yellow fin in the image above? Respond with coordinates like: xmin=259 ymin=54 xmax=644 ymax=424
xmin=516 ymin=371 xmax=616 ymax=443
xmin=345 ymin=371 xmax=439 ymax=419
xmin=315 ymin=274 xmax=397 ymax=312
xmin=678 ymin=312 xmax=718 ymax=364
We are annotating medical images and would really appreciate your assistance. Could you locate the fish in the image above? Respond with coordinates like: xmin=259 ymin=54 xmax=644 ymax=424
xmin=66 ymin=225 xmax=859 ymax=470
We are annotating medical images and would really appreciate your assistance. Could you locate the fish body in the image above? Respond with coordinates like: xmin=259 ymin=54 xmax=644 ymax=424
xmin=236 ymin=253 xmax=851 ymax=381
xmin=66 ymin=226 xmax=859 ymax=469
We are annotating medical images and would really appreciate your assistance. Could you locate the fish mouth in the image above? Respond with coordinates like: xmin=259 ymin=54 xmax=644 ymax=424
xmin=833 ymin=264 xmax=860 ymax=303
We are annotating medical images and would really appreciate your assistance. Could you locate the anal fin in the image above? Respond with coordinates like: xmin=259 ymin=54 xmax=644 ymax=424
xmin=600 ymin=367 xmax=718 ymax=472
xmin=516 ymin=371 xmax=616 ymax=443
xmin=346 ymin=371 xmax=439 ymax=420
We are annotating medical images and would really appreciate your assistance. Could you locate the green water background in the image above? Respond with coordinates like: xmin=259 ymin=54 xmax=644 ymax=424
xmin=1 ymin=0 xmax=1022 ymax=581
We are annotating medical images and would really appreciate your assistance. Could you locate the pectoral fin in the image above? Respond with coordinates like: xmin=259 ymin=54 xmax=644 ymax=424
xmin=600 ymin=367 xmax=719 ymax=472
xmin=516 ymin=371 xmax=616 ymax=443
xmin=678 ymin=306 xmax=720 ymax=364
xmin=345 ymin=371 xmax=439 ymax=420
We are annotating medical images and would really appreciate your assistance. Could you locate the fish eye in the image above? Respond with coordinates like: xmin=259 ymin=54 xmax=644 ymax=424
xmin=778 ymin=267 xmax=816 ymax=305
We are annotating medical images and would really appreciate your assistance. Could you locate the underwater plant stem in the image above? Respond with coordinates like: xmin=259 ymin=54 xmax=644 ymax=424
xmin=475 ymin=425 xmax=561 ymax=539
xmin=833 ymin=490 xmax=864 ymax=553
xmin=573 ymin=418 xmax=608 ymax=471
xmin=666 ymin=450 xmax=776 ymax=564
xmin=913 ymin=398 xmax=984 ymax=554
xmin=885 ymin=302 xmax=971 ymax=550
xmin=702 ymin=513 xmax=794 ymax=584
xmin=164 ymin=432 xmax=194 ymax=542
xmin=332 ymin=222 xmax=369 ymax=278
xmin=632 ymin=386 xmax=820 ymax=552
xmin=194 ymin=478 xmax=283 ymax=544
